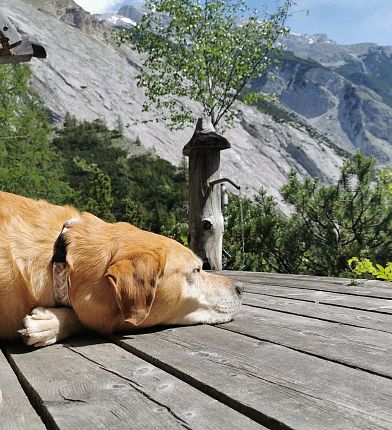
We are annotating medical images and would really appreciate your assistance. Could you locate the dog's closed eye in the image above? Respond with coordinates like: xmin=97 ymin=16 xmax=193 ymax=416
xmin=185 ymin=267 xmax=201 ymax=285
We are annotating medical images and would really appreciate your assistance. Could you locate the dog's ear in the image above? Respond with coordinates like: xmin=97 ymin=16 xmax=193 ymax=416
xmin=105 ymin=251 xmax=165 ymax=326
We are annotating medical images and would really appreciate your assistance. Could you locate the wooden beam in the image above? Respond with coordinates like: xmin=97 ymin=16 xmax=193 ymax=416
xmin=0 ymin=10 xmax=46 ymax=64
xmin=116 ymin=324 xmax=392 ymax=429
xmin=0 ymin=11 xmax=21 ymax=49
xmin=183 ymin=118 xmax=231 ymax=270
xmin=0 ymin=349 xmax=45 ymax=429
xmin=5 ymin=337 xmax=263 ymax=429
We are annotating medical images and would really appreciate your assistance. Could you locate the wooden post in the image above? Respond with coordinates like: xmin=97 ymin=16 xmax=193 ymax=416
xmin=0 ymin=10 xmax=46 ymax=64
xmin=183 ymin=118 xmax=231 ymax=270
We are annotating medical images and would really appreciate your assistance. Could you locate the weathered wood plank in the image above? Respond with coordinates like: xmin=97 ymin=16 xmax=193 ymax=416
xmin=222 ymin=270 xmax=387 ymax=286
xmin=0 ymin=347 xmax=45 ymax=430
xmin=219 ymin=271 xmax=392 ymax=299
xmin=114 ymin=325 xmax=392 ymax=430
xmin=222 ymin=305 xmax=392 ymax=377
xmin=242 ymin=285 xmax=392 ymax=314
xmin=243 ymin=293 xmax=392 ymax=333
xmin=0 ymin=11 xmax=21 ymax=48
xmin=222 ymin=270 xmax=350 ymax=283
xmin=5 ymin=337 xmax=264 ymax=430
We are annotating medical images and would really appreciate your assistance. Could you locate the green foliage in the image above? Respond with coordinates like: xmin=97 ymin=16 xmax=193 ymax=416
xmin=0 ymin=66 xmax=187 ymax=230
xmin=348 ymin=257 xmax=392 ymax=282
xmin=379 ymin=167 xmax=392 ymax=196
xmin=337 ymin=50 xmax=392 ymax=109
xmin=161 ymin=221 xmax=189 ymax=246
xmin=52 ymin=114 xmax=127 ymax=219
xmin=224 ymin=190 xmax=309 ymax=272
xmin=73 ymin=156 xmax=115 ymax=222
xmin=117 ymin=0 xmax=293 ymax=129
xmin=224 ymin=152 xmax=392 ymax=277
xmin=3 ymin=64 xmax=391 ymax=281
xmin=120 ymin=196 xmax=145 ymax=227
xmin=0 ymin=65 xmax=73 ymax=203
xmin=52 ymin=116 xmax=188 ymax=231
xmin=281 ymin=152 xmax=392 ymax=275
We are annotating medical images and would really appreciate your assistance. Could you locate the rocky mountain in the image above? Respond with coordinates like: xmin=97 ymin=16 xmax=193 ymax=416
xmin=31 ymin=0 xmax=111 ymax=42
xmin=1 ymin=0 xmax=348 ymax=206
xmin=255 ymin=34 xmax=392 ymax=163
xmin=95 ymin=3 xmax=147 ymax=30
xmin=99 ymin=6 xmax=392 ymax=164
xmin=117 ymin=3 xmax=147 ymax=23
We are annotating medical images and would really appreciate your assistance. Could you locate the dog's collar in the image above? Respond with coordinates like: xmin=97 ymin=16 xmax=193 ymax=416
xmin=52 ymin=219 xmax=78 ymax=307
xmin=52 ymin=260 xmax=71 ymax=306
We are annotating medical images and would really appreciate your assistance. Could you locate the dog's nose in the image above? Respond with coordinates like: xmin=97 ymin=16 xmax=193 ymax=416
xmin=234 ymin=282 xmax=244 ymax=297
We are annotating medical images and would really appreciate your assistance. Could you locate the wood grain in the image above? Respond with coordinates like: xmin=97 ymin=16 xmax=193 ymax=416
xmin=114 ymin=325 xmax=392 ymax=430
xmin=0 ymin=348 xmax=45 ymax=430
xmin=243 ymin=293 xmax=392 ymax=333
xmin=0 ymin=11 xmax=21 ymax=48
xmin=5 ymin=337 xmax=264 ymax=430
xmin=219 ymin=271 xmax=392 ymax=298
xmin=184 ymin=118 xmax=231 ymax=270
xmin=4 ymin=270 xmax=392 ymax=430
xmin=242 ymin=284 xmax=392 ymax=314
xmin=221 ymin=304 xmax=392 ymax=377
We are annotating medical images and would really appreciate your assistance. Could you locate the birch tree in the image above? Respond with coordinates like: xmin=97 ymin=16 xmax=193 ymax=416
xmin=118 ymin=0 xmax=293 ymax=130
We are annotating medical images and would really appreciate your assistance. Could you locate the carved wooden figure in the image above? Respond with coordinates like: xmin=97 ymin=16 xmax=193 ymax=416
xmin=183 ymin=118 xmax=231 ymax=270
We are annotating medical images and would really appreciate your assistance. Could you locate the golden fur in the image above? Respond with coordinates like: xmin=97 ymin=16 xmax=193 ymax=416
xmin=0 ymin=191 xmax=242 ymax=347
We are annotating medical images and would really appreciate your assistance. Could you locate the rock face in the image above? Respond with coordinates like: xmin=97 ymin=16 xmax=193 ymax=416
xmin=2 ymin=0 xmax=345 ymax=206
xmin=35 ymin=0 xmax=110 ymax=43
xmin=256 ymin=34 xmax=392 ymax=163
xmin=117 ymin=4 xmax=147 ymax=23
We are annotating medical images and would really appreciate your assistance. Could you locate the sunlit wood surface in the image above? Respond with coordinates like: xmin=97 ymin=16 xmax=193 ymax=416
xmin=2 ymin=271 xmax=392 ymax=429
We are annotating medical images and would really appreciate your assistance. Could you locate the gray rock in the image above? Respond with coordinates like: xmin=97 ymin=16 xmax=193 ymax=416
xmin=117 ymin=4 xmax=147 ymax=23
xmin=2 ymin=0 xmax=344 ymax=208
xmin=256 ymin=39 xmax=392 ymax=163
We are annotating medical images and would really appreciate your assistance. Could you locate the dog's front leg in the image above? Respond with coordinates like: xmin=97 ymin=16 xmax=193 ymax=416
xmin=19 ymin=307 xmax=83 ymax=348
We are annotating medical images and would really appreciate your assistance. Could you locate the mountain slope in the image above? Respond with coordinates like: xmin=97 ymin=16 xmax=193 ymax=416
xmin=255 ymin=35 xmax=392 ymax=163
xmin=1 ymin=0 xmax=343 ymax=205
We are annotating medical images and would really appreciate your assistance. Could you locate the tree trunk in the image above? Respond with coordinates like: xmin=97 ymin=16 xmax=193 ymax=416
xmin=183 ymin=118 xmax=231 ymax=270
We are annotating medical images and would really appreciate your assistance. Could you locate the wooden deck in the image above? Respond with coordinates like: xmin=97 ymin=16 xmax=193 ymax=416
xmin=1 ymin=271 xmax=392 ymax=429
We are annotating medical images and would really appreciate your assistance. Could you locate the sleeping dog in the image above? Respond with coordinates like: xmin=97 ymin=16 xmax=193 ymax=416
xmin=0 ymin=191 xmax=243 ymax=347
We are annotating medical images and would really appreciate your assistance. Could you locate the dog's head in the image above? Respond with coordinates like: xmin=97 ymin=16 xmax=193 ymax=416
xmin=65 ymin=216 xmax=243 ymax=333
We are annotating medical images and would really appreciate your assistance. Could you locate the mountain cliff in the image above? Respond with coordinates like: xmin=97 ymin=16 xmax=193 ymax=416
xmin=1 ymin=0 xmax=349 ymax=204
xmin=256 ymin=34 xmax=392 ymax=163
xmin=29 ymin=0 xmax=110 ymax=42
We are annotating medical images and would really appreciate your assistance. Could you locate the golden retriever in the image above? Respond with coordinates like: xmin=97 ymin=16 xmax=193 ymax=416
xmin=0 ymin=191 xmax=243 ymax=347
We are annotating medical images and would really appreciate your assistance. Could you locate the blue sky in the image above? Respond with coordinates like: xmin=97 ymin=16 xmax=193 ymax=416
xmin=74 ymin=0 xmax=392 ymax=46
xmin=263 ymin=0 xmax=392 ymax=46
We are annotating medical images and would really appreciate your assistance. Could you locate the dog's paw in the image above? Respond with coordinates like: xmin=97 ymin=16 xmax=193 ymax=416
xmin=19 ymin=307 xmax=60 ymax=348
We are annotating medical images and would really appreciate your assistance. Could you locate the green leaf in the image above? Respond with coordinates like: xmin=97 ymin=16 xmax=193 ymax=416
xmin=116 ymin=0 xmax=294 ymax=129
